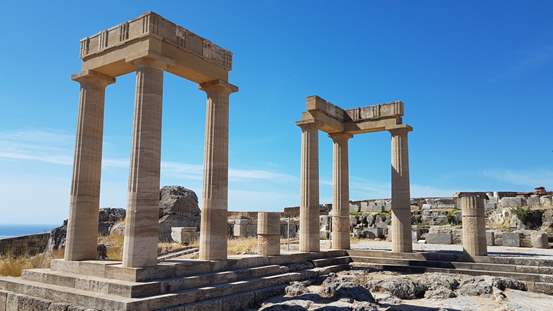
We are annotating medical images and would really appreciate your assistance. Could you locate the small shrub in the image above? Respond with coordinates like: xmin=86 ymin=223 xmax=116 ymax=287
xmin=512 ymin=207 xmax=543 ymax=229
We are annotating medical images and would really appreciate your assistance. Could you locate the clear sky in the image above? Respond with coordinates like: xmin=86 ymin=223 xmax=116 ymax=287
xmin=0 ymin=1 xmax=552 ymax=225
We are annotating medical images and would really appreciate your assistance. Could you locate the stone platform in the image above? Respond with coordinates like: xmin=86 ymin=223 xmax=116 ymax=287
xmin=348 ymin=249 xmax=553 ymax=295
xmin=0 ymin=250 xmax=350 ymax=311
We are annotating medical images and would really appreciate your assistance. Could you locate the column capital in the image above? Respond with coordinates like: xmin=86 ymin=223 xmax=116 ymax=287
xmin=388 ymin=124 xmax=413 ymax=136
xmin=296 ymin=120 xmax=318 ymax=130
xmin=72 ymin=70 xmax=115 ymax=88
xmin=199 ymin=79 xmax=239 ymax=95
xmin=329 ymin=132 xmax=353 ymax=142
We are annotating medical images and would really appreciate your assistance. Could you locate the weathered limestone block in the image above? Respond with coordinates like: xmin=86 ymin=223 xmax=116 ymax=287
xmin=540 ymin=195 xmax=552 ymax=207
xmin=486 ymin=231 xmax=495 ymax=246
xmin=532 ymin=232 xmax=549 ymax=249
xmin=499 ymin=197 xmax=525 ymax=208
xmin=411 ymin=230 xmax=419 ymax=242
xmin=257 ymin=212 xmax=280 ymax=256
xmin=349 ymin=203 xmax=361 ymax=213
xmin=368 ymin=228 xmax=385 ymax=239
xmin=233 ymin=223 xmax=248 ymax=237
xmin=171 ymin=227 xmax=198 ymax=244
xmin=426 ymin=232 xmax=452 ymax=244
xmin=6 ymin=293 xmax=50 ymax=311
xmin=280 ymin=221 xmax=298 ymax=238
xmin=502 ymin=232 xmax=521 ymax=247
xmin=0 ymin=291 xmax=6 ymax=311
xmin=520 ymin=231 xmax=533 ymax=247
xmin=485 ymin=202 xmax=497 ymax=210
xmin=542 ymin=209 xmax=553 ymax=232
xmin=527 ymin=195 xmax=541 ymax=208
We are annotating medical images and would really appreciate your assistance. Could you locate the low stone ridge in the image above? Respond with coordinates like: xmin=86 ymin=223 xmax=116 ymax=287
xmin=258 ymin=270 xmax=532 ymax=311
xmin=48 ymin=208 xmax=126 ymax=251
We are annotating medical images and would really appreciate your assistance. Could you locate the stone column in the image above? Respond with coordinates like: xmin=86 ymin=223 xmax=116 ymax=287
xmin=257 ymin=212 xmax=281 ymax=256
xmin=122 ymin=58 xmax=165 ymax=268
xmin=330 ymin=133 xmax=352 ymax=250
xmin=456 ymin=192 xmax=488 ymax=257
xmin=390 ymin=126 xmax=413 ymax=253
xmin=198 ymin=80 xmax=238 ymax=261
xmin=298 ymin=123 xmax=320 ymax=252
xmin=65 ymin=71 xmax=114 ymax=261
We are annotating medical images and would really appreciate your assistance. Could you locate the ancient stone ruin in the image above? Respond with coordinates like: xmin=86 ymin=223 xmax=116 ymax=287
xmin=1 ymin=11 xmax=553 ymax=311
xmin=296 ymin=96 xmax=413 ymax=253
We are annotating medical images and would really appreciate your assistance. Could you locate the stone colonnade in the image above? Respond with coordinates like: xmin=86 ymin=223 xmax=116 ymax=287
xmin=64 ymin=58 xmax=237 ymax=267
xmin=457 ymin=192 xmax=488 ymax=257
xmin=257 ymin=212 xmax=281 ymax=256
xmin=298 ymin=123 xmax=413 ymax=252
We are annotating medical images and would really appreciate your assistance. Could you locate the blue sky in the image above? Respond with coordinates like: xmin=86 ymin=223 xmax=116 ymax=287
xmin=0 ymin=1 xmax=552 ymax=224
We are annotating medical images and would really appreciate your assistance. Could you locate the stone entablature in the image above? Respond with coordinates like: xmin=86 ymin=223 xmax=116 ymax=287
xmin=80 ymin=12 xmax=232 ymax=70
xmin=77 ymin=12 xmax=232 ymax=83
xmin=299 ymin=95 xmax=405 ymax=134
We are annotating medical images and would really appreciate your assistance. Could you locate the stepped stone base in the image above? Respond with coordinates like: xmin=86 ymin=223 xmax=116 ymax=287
xmin=0 ymin=251 xmax=349 ymax=311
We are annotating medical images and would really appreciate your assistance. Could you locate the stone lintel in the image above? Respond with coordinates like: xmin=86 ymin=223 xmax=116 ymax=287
xmin=346 ymin=100 xmax=404 ymax=122
xmin=303 ymin=96 xmax=407 ymax=135
xmin=78 ymin=12 xmax=231 ymax=83
xmin=306 ymin=96 xmax=348 ymax=121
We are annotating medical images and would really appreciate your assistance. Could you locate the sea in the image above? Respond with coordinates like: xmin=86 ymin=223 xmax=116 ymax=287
xmin=0 ymin=224 xmax=57 ymax=239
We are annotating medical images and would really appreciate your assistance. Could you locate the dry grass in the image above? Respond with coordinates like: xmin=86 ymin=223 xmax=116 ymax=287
xmin=227 ymin=237 xmax=258 ymax=255
xmin=0 ymin=249 xmax=63 ymax=277
xmin=98 ymin=233 xmax=124 ymax=260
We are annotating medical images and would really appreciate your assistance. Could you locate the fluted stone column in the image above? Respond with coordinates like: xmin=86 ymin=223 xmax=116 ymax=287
xmin=257 ymin=212 xmax=281 ymax=256
xmin=457 ymin=192 xmax=488 ymax=257
xmin=330 ymin=133 xmax=352 ymax=250
xmin=65 ymin=71 xmax=114 ymax=261
xmin=199 ymin=80 xmax=238 ymax=261
xmin=298 ymin=123 xmax=320 ymax=252
xmin=122 ymin=59 xmax=165 ymax=268
xmin=390 ymin=126 xmax=413 ymax=253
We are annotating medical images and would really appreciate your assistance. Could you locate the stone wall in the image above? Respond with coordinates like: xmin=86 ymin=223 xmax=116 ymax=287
xmin=0 ymin=233 xmax=50 ymax=256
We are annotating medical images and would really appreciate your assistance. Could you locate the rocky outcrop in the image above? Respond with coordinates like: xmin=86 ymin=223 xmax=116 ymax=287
xmin=258 ymin=271 xmax=531 ymax=311
xmin=48 ymin=186 xmax=201 ymax=249
xmin=158 ymin=186 xmax=201 ymax=241
xmin=98 ymin=208 xmax=126 ymax=236
xmin=48 ymin=208 xmax=125 ymax=251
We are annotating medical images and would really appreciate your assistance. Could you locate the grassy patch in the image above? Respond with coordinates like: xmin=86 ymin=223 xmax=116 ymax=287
xmin=227 ymin=238 xmax=258 ymax=255
xmin=0 ymin=249 xmax=63 ymax=277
